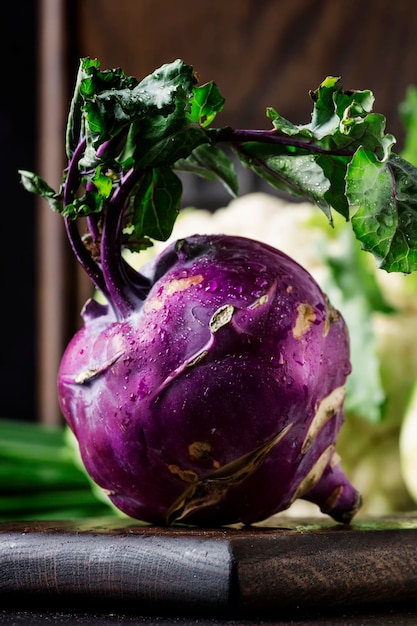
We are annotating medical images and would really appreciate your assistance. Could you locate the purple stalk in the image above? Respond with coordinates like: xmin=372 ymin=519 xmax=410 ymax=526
xmin=212 ymin=127 xmax=356 ymax=156
xmin=63 ymin=138 xmax=109 ymax=298
xmin=63 ymin=137 xmax=86 ymax=207
xmin=99 ymin=167 xmax=144 ymax=319
xmin=63 ymin=133 xmax=152 ymax=317
xmin=64 ymin=219 xmax=109 ymax=298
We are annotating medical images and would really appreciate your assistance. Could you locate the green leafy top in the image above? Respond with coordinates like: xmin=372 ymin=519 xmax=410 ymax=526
xmin=19 ymin=58 xmax=417 ymax=318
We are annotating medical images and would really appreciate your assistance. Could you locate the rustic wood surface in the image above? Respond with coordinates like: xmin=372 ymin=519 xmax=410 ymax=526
xmin=1 ymin=515 xmax=417 ymax=621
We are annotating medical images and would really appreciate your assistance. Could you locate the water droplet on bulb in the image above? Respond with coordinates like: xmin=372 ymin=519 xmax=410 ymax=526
xmin=270 ymin=353 xmax=285 ymax=367
xmin=206 ymin=280 xmax=218 ymax=292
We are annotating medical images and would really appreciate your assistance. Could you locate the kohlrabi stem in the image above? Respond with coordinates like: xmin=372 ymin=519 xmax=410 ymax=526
xmin=85 ymin=179 xmax=100 ymax=244
xmin=64 ymin=218 xmax=109 ymax=298
xmin=212 ymin=127 xmax=355 ymax=156
xmin=63 ymin=138 xmax=109 ymax=298
xmin=100 ymin=167 xmax=146 ymax=319
xmin=64 ymin=133 xmax=151 ymax=317
xmin=63 ymin=137 xmax=87 ymax=206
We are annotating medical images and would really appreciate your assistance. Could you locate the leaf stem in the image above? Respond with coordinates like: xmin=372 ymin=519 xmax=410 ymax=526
xmin=63 ymin=137 xmax=86 ymax=206
xmin=100 ymin=167 xmax=149 ymax=318
xmin=212 ymin=127 xmax=354 ymax=156
xmin=64 ymin=219 xmax=109 ymax=298
xmin=63 ymin=138 xmax=109 ymax=298
xmin=85 ymin=181 xmax=100 ymax=243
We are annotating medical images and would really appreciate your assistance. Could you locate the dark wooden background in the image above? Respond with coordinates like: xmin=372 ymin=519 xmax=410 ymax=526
xmin=77 ymin=0 xmax=417 ymax=139
xmin=4 ymin=0 xmax=417 ymax=424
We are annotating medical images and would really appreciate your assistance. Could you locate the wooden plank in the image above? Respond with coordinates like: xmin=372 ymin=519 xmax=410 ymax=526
xmin=232 ymin=519 xmax=417 ymax=612
xmin=0 ymin=520 xmax=231 ymax=613
xmin=1 ymin=516 xmax=417 ymax=617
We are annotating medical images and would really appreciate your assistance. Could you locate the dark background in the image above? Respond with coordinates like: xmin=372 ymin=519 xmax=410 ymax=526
xmin=1 ymin=4 xmax=37 ymax=420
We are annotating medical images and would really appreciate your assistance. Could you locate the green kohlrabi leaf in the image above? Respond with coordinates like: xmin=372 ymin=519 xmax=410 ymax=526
xmin=267 ymin=107 xmax=313 ymax=137
xmin=78 ymin=59 xmax=210 ymax=172
xmin=316 ymin=153 xmax=351 ymax=219
xmin=306 ymin=77 xmax=395 ymax=158
xmin=62 ymin=189 xmax=106 ymax=220
xmin=267 ymin=76 xmax=395 ymax=156
xmin=125 ymin=167 xmax=182 ymax=245
xmin=19 ymin=170 xmax=63 ymax=213
xmin=236 ymin=145 xmax=334 ymax=221
xmin=81 ymin=60 xmax=193 ymax=143
xmin=308 ymin=76 xmax=344 ymax=139
xmin=228 ymin=76 xmax=396 ymax=228
xmin=117 ymin=73 xmax=218 ymax=171
xmin=347 ymin=150 xmax=417 ymax=273
xmin=174 ymin=144 xmax=239 ymax=196
xmin=92 ymin=166 xmax=114 ymax=199
xmin=67 ymin=57 xmax=139 ymax=160
xmin=190 ymin=82 xmax=225 ymax=127
xmin=120 ymin=117 xmax=209 ymax=171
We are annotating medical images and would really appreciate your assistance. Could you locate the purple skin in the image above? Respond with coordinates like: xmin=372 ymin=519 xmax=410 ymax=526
xmin=58 ymin=234 xmax=361 ymax=526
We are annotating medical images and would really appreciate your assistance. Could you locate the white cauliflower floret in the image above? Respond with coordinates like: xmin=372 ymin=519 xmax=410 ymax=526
xmin=135 ymin=192 xmax=334 ymax=285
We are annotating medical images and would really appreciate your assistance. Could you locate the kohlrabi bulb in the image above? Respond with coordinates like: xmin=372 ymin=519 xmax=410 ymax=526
xmin=58 ymin=234 xmax=361 ymax=526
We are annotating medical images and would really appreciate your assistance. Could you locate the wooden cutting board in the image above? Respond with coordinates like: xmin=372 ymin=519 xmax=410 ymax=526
xmin=1 ymin=515 xmax=417 ymax=619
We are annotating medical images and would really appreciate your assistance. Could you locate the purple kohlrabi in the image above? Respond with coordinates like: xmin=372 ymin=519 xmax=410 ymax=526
xmin=58 ymin=234 xmax=361 ymax=526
